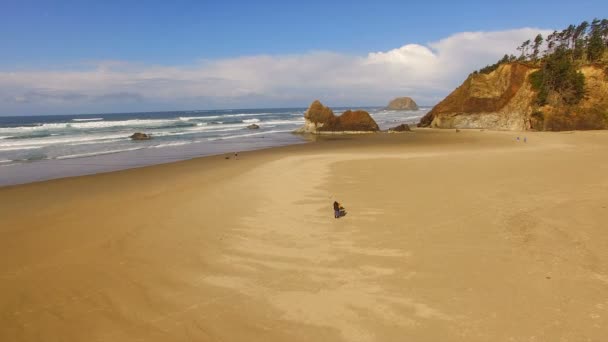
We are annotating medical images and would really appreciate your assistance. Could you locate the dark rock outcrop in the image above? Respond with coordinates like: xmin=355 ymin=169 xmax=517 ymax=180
xmin=295 ymin=100 xmax=379 ymax=133
xmin=386 ymin=97 xmax=419 ymax=110
xmin=247 ymin=124 xmax=260 ymax=129
xmin=130 ymin=132 xmax=152 ymax=140
xmin=388 ymin=124 xmax=411 ymax=132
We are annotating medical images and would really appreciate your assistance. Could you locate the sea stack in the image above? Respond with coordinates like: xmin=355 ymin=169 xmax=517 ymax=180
xmin=386 ymin=97 xmax=419 ymax=110
xmin=295 ymin=100 xmax=379 ymax=134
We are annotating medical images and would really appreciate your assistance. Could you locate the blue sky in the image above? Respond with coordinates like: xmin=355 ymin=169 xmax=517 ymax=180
xmin=1 ymin=0 xmax=606 ymax=115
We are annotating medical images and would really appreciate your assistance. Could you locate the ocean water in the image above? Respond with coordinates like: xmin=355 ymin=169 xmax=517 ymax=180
xmin=0 ymin=107 xmax=428 ymax=186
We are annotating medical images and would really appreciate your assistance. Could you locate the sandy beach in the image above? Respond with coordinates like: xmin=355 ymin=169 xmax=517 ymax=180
xmin=1 ymin=129 xmax=608 ymax=341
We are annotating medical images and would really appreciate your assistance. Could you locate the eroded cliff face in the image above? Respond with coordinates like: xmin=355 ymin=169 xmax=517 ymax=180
xmin=419 ymin=63 xmax=608 ymax=131
xmin=419 ymin=63 xmax=537 ymax=130
xmin=534 ymin=65 xmax=608 ymax=131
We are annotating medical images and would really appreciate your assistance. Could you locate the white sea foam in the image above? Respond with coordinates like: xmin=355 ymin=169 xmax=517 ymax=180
xmin=56 ymin=147 xmax=144 ymax=160
xmin=207 ymin=129 xmax=292 ymax=141
xmin=72 ymin=118 xmax=104 ymax=122
xmin=222 ymin=112 xmax=273 ymax=117
xmin=0 ymin=110 xmax=313 ymax=185
xmin=155 ymin=126 xmax=246 ymax=137
xmin=0 ymin=133 xmax=130 ymax=147
xmin=181 ymin=113 xmax=274 ymax=120
xmin=153 ymin=119 xmax=301 ymax=138
xmin=0 ymin=114 xmax=297 ymax=145
xmin=178 ymin=116 xmax=216 ymax=121
xmin=0 ymin=145 xmax=44 ymax=151
xmin=178 ymin=116 xmax=200 ymax=121
xmin=151 ymin=124 xmax=245 ymax=137
xmin=0 ymin=133 xmax=131 ymax=150
xmin=67 ymin=138 xmax=125 ymax=147
xmin=0 ymin=119 xmax=178 ymax=133
xmin=264 ymin=119 xmax=305 ymax=125
xmin=151 ymin=141 xmax=197 ymax=148
xmin=70 ymin=119 xmax=179 ymax=129
xmin=368 ymin=107 xmax=428 ymax=129
xmin=189 ymin=122 xmax=254 ymax=131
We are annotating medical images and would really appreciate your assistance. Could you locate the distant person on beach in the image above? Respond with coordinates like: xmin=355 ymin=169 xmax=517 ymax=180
xmin=333 ymin=201 xmax=340 ymax=219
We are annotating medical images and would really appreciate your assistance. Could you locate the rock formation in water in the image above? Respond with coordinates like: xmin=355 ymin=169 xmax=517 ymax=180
xmin=386 ymin=97 xmax=419 ymax=110
xmin=130 ymin=132 xmax=152 ymax=140
xmin=247 ymin=124 xmax=260 ymax=129
xmin=295 ymin=100 xmax=379 ymax=133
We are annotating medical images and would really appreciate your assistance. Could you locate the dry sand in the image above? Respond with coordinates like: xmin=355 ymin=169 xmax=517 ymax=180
xmin=1 ymin=129 xmax=608 ymax=341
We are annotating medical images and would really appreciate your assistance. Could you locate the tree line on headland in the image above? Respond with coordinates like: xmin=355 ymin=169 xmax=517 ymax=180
xmin=419 ymin=18 xmax=608 ymax=131
xmin=474 ymin=19 xmax=607 ymax=107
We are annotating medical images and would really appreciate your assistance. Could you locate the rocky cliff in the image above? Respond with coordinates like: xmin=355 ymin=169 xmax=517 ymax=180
xmin=419 ymin=63 xmax=536 ymax=130
xmin=534 ymin=65 xmax=608 ymax=131
xmin=295 ymin=100 xmax=379 ymax=133
xmin=386 ymin=97 xmax=419 ymax=110
xmin=418 ymin=63 xmax=608 ymax=131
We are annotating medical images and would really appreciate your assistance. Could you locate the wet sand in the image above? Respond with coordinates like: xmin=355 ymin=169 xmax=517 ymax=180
xmin=1 ymin=129 xmax=607 ymax=341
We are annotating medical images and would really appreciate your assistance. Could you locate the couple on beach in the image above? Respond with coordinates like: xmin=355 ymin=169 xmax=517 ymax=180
xmin=333 ymin=201 xmax=346 ymax=219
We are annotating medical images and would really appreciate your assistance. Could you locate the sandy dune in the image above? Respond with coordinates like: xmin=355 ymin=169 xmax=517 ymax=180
xmin=1 ymin=129 xmax=607 ymax=341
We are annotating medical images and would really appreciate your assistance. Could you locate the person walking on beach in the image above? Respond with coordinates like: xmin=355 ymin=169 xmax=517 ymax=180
xmin=333 ymin=201 xmax=340 ymax=219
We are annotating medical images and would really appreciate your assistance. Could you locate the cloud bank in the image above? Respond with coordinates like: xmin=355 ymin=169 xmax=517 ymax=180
xmin=0 ymin=28 xmax=550 ymax=115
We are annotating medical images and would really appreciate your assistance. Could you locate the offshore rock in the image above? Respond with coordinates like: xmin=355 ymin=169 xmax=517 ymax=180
xmin=130 ymin=132 xmax=152 ymax=140
xmin=295 ymin=100 xmax=379 ymax=134
xmin=386 ymin=97 xmax=419 ymax=110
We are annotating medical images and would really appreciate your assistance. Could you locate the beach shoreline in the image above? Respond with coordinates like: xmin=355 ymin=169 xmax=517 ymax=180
xmin=0 ymin=107 xmax=428 ymax=187
xmin=2 ymin=129 xmax=608 ymax=341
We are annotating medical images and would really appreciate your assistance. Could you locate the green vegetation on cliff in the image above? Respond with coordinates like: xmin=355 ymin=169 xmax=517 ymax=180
xmin=462 ymin=18 xmax=608 ymax=131
xmin=524 ymin=19 xmax=607 ymax=109
xmin=528 ymin=48 xmax=586 ymax=106
xmin=477 ymin=18 xmax=608 ymax=75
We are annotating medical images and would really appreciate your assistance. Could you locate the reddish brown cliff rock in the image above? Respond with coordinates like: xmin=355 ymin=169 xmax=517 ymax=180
xmin=296 ymin=100 xmax=379 ymax=133
xmin=418 ymin=63 xmax=535 ymax=130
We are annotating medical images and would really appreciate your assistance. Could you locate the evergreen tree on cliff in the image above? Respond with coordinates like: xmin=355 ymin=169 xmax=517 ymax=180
xmin=421 ymin=18 xmax=608 ymax=131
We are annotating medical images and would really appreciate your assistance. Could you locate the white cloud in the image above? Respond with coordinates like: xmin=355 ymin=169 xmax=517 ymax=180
xmin=0 ymin=28 xmax=551 ymax=115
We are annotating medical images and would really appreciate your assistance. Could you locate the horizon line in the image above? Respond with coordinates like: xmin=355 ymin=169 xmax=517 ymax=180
xmin=0 ymin=104 xmax=436 ymax=118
